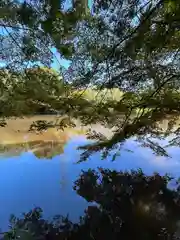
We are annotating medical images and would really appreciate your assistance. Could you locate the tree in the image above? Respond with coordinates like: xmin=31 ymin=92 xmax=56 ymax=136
xmin=4 ymin=169 xmax=180 ymax=239
xmin=0 ymin=0 xmax=90 ymax=70
xmin=1 ymin=0 xmax=180 ymax=160
xmin=0 ymin=65 xmax=94 ymax=120
xmin=0 ymin=67 xmax=69 ymax=117
xmin=64 ymin=0 xmax=180 ymax=161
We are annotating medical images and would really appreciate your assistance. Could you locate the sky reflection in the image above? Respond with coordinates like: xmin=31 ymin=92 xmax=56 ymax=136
xmin=0 ymin=136 xmax=180 ymax=231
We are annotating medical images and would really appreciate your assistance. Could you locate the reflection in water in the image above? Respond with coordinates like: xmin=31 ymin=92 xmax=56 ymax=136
xmin=0 ymin=127 xmax=86 ymax=159
xmin=0 ymin=115 xmax=88 ymax=160
xmin=1 ymin=125 xmax=180 ymax=234
xmin=0 ymin=140 xmax=65 ymax=159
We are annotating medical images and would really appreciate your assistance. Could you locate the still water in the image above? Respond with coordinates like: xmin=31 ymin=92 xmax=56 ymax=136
xmin=0 ymin=134 xmax=180 ymax=231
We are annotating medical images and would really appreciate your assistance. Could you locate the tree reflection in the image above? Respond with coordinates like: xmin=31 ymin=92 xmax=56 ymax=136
xmin=4 ymin=169 xmax=180 ymax=240
xmin=0 ymin=119 xmax=86 ymax=160
xmin=31 ymin=141 xmax=65 ymax=159
xmin=0 ymin=140 xmax=65 ymax=159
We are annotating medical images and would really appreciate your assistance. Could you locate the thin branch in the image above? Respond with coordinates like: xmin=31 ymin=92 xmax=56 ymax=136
xmin=108 ymin=0 xmax=164 ymax=60
xmin=0 ymin=22 xmax=31 ymax=31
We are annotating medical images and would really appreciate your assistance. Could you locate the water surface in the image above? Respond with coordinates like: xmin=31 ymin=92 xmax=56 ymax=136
xmin=0 ymin=117 xmax=180 ymax=231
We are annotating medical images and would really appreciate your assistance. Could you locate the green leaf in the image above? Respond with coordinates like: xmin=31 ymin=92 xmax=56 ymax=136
xmin=165 ymin=0 xmax=176 ymax=13
xmin=58 ymin=44 xmax=74 ymax=58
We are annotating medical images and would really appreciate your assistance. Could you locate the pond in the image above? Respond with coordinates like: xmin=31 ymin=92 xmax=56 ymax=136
xmin=0 ymin=117 xmax=180 ymax=232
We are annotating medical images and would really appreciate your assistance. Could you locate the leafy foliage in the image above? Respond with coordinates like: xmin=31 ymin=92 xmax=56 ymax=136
xmin=1 ymin=0 xmax=180 ymax=160
xmin=0 ymin=0 xmax=89 ymax=69
xmin=4 ymin=169 xmax=180 ymax=239
xmin=65 ymin=0 xmax=180 ymax=159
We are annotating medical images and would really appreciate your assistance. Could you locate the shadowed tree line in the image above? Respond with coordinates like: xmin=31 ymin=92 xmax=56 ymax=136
xmin=2 ymin=169 xmax=180 ymax=240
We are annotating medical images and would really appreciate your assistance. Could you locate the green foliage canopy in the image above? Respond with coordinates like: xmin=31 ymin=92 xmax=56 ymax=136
xmin=1 ymin=0 xmax=180 ymax=160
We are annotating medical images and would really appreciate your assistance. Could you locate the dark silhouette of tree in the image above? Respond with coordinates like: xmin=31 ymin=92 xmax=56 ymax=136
xmin=4 ymin=169 xmax=180 ymax=239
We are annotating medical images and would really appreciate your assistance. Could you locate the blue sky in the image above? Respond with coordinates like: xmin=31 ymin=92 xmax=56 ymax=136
xmin=51 ymin=47 xmax=71 ymax=70
xmin=0 ymin=0 xmax=93 ymax=71
xmin=51 ymin=0 xmax=92 ymax=70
